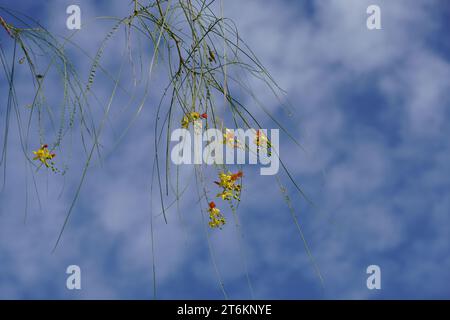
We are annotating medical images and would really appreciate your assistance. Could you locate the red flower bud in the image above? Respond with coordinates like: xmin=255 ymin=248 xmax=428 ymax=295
xmin=209 ymin=201 xmax=216 ymax=209
xmin=231 ymin=171 xmax=243 ymax=181
xmin=201 ymin=113 xmax=208 ymax=119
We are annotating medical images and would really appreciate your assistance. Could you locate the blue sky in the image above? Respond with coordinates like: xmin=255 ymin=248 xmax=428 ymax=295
xmin=0 ymin=0 xmax=449 ymax=299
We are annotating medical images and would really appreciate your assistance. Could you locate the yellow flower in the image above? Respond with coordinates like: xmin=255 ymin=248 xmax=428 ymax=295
xmin=191 ymin=112 xmax=200 ymax=120
xmin=254 ymin=130 xmax=269 ymax=146
xmin=181 ymin=115 xmax=190 ymax=129
xmin=180 ymin=112 xmax=206 ymax=129
xmin=32 ymin=144 xmax=59 ymax=173
xmin=32 ymin=144 xmax=56 ymax=168
xmin=222 ymin=128 xmax=242 ymax=149
xmin=216 ymin=172 xmax=233 ymax=189
xmin=254 ymin=130 xmax=272 ymax=156
xmin=207 ymin=202 xmax=226 ymax=228
xmin=223 ymin=128 xmax=234 ymax=146
xmin=217 ymin=190 xmax=233 ymax=201
xmin=214 ymin=171 xmax=243 ymax=201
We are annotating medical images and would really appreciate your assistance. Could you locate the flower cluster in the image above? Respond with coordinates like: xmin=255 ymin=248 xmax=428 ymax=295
xmin=181 ymin=111 xmax=207 ymax=129
xmin=222 ymin=128 xmax=242 ymax=149
xmin=206 ymin=170 xmax=243 ymax=228
xmin=207 ymin=201 xmax=226 ymax=228
xmin=254 ymin=129 xmax=272 ymax=156
xmin=32 ymin=144 xmax=57 ymax=172
xmin=215 ymin=171 xmax=243 ymax=201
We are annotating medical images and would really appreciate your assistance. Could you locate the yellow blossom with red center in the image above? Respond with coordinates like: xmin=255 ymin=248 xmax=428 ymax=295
xmin=181 ymin=111 xmax=207 ymax=129
xmin=207 ymin=201 xmax=225 ymax=228
xmin=32 ymin=144 xmax=57 ymax=171
xmin=215 ymin=171 xmax=243 ymax=201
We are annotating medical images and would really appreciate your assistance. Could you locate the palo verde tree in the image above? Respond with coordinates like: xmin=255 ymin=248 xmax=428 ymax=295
xmin=1 ymin=0 xmax=322 ymax=298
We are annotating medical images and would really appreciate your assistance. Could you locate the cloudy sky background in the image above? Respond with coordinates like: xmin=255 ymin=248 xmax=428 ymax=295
xmin=0 ymin=0 xmax=449 ymax=299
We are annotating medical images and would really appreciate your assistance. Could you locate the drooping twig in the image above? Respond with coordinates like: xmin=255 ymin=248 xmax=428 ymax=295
xmin=0 ymin=16 xmax=13 ymax=37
